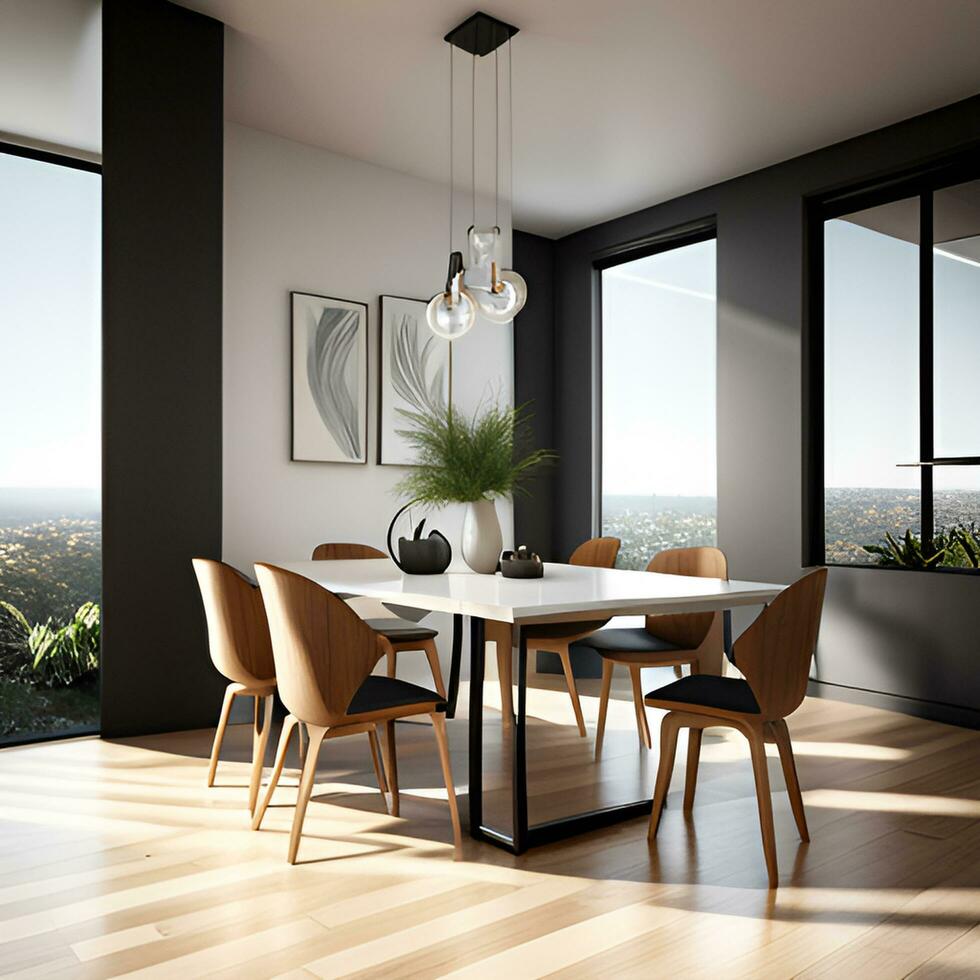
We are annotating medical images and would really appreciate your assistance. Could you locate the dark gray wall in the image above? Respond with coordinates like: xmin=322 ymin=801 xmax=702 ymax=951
xmin=540 ymin=94 xmax=980 ymax=727
xmin=101 ymin=0 xmax=224 ymax=737
xmin=514 ymin=231 xmax=557 ymax=561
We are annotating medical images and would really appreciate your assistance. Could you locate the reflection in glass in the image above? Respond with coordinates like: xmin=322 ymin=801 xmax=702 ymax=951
xmin=823 ymin=199 xmax=920 ymax=564
xmin=600 ymin=239 xmax=717 ymax=570
xmin=934 ymin=179 xmax=980 ymax=459
xmin=0 ymin=153 xmax=101 ymax=744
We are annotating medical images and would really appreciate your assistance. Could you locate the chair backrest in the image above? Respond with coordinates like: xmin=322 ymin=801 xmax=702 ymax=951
xmin=255 ymin=562 xmax=380 ymax=727
xmin=192 ymin=559 xmax=276 ymax=688
xmin=645 ymin=546 xmax=728 ymax=649
xmin=569 ymin=536 xmax=621 ymax=568
xmin=311 ymin=542 xmax=387 ymax=561
xmin=733 ymin=568 xmax=827 ymax=720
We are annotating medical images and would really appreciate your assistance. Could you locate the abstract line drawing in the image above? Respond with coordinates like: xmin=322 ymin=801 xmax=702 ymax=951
xmin=307 ymin=307 xmax=362 ymax=459
xmin=291 ymin=292 xmax=367 ymax=464
xmin=379 ymin=296 xmax=450 ymax=465
xmin=390 ymin=312 xmax=447 ymax=415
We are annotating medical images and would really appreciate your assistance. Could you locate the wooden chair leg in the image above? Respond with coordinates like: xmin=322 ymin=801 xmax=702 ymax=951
xmin=629 ymin=665 xmax=652 ymax=749
xmin=297 ymin=722 xmax=307 ymax=767
xmin=770 ymin=718 xmax=809 ymax=842
xmin=430 ymin=712 xmax=463 ymax=859
xmin=248 ymin=694 xmax=274 ymax=815
xmin=252 ymin=714 xmax=298 ymax=831
xmin=207 ymin=684 xmax=238 ymax=787
xmin=372 ymin=724 xmax=389 ymax=793
xmin=746 ymin=723 xmax=779 ymax=888
xmin=557 ymin=646 xmax=587 ymax=737
xmin=367 ymin=727 xmax=389 ymax=813
xmin=683 ymin=726 xmax=703 ymax=811
xmin=386 ymin=649 xmax=397 ymax=679
xmin=384 ymin=719 xmax=400 ymax=817
xmin=288 ymin=724 xmax=327 ymax=865
xmin=594 ymin=658 xmax=614 ymax=758
xmin=423 ymin=639 xmax=447 ymax=698
xmin=648 ymin=713 xmax=682 ymax=839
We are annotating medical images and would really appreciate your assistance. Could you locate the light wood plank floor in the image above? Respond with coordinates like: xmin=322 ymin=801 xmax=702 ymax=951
xmin=1 ymin=678 xmax=979 ymax=979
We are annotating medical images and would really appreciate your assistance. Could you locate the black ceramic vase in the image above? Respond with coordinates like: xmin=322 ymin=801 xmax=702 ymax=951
xmin=386 ymin=501 xmax=452 ymax=574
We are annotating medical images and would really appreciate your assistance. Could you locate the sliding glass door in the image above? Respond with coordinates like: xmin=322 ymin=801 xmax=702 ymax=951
xmin=0 ymin=147 xmax=101 ymax=744
xmin=599 ymin=235 xmax=718 ymax=569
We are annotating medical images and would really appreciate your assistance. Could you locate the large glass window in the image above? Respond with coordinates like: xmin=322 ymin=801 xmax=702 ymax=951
xmin=816 ymin=171 xmax=980 ymax=572
xmin=600 ymin=236 xmax=717 ymax=570
xmin=0 ymin=149 xmax=101 ymax=743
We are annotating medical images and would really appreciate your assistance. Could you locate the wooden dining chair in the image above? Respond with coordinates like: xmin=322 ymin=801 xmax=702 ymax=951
xmin=509 ymin=537 xmax=621 ymax=736
xmin=586 ymin=546 xmax=728 ymax=755
xmin=192 ymin=558 xmax=277 ymax=814
xmin=645 ymin=568 xmax=827 ymax=889
xmin=252 ymin=562 xmax=462 ymax=863
xmin=312 ymin=542 xmax=446 ymax=698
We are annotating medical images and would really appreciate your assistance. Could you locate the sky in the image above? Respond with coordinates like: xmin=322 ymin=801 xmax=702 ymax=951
xmin=0 ymin=152 xmax=100 ymax=489
xmin=601 ymin=238 xmax=717 ymax=498
xmin=825 ymin=217 xmax=980 ymax=490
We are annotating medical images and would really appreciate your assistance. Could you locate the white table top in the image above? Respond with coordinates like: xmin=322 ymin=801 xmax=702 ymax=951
xmin=269 ymin=558 xmax=785 ymax=624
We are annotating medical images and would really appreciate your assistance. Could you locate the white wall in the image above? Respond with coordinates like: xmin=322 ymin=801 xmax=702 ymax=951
xmin=223 ymin=123 xmax=515 ymax=679
xmin=0 ymin=0 xmax=101 ymax=157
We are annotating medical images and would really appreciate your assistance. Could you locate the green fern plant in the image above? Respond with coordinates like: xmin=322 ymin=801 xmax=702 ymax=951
xmin=946 ymin=522 xmax=980 ymax=568
xmin=862 ymin=529 xmax=947 ymax=569
xmin=395 ymin=401 xmax=555 ymax=505
xmin=0 ymin=600 xmax=100 ymax=689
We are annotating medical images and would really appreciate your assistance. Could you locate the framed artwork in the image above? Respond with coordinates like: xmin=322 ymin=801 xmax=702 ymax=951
xmin=378 ymin=295 xmax=452 ymax=465
xmin=291 ymin=291 xmax=368 ymax=463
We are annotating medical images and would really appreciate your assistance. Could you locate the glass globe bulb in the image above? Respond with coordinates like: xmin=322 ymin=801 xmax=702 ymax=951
xmin=501 ymin=270 xmax=528 ymax=317
xmin=474 ymin=278 xmax=521 ymax=323
xmin=474 ymin=270 xmax=528 ymax=323
xmin=426 ymin=286 xmax=477 ymax=340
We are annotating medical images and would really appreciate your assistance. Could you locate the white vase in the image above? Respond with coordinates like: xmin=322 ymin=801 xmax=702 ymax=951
xmin=461 ymin=498 xmax=503 ymax=574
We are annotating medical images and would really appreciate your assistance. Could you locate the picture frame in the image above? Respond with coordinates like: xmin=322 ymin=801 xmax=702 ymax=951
xmin=290 ymin=291 xmax=368 ymax=464
xmin=378 ymin=294 xmax=452 ymax=466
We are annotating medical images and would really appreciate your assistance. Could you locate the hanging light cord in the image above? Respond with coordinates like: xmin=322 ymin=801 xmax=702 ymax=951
xmin=508 ymin=38 xmax=514 ymax=246
xmin=471 ymin=54 xmax=476 ymax=229
xmin=448 ymin=43 xmax=454 ymax=255
xmin=495 ymin=48 xmax=499 ymax=230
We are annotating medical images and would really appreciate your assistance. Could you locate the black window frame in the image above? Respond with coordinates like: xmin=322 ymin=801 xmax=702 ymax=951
xmin=803 ymin=145 xmax=980 ymax=572
xmin=590 ymin=216 xmax=718 ymax=539
xmin=0 ymin=138 xmax=102 ymax=748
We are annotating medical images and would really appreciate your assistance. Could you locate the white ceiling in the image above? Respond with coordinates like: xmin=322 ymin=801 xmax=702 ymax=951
xmin=177 ymin=0 xmax=980 ymax=238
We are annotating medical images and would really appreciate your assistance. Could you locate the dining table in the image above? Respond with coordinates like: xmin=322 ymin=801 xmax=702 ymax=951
xmin=272 ymin=557 xmax=785 ymax=854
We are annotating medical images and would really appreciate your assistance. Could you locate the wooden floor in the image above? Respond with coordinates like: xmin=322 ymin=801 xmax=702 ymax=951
xmin=1 ymin=677 xmax=979 ymax=979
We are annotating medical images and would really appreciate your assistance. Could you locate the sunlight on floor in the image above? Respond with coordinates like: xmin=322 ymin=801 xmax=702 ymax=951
xmin=805 ymin=788 xmax=980 ymax=817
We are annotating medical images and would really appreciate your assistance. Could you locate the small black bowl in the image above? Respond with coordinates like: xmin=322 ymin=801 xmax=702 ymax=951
xmin=499 ymin=556 xmax=544 ymax=579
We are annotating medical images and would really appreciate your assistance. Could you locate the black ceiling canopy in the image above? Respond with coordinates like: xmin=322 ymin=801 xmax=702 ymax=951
xmin=444 ymin=12 xmax=519 ymax=57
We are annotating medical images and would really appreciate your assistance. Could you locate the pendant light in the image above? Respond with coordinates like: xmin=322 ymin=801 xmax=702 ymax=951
xmin=426 ymin=12 xmax=526 ymax=340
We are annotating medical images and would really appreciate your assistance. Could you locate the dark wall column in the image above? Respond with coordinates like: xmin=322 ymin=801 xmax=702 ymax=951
xmin=101 ymin=0 xmax=224 ymax=737
xmin=513 ymin=230 xmax=557 ymax=560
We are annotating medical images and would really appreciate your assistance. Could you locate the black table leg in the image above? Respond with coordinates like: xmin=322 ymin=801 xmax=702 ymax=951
xmin=446 ymin=613 xmax=463 ymax=718
xmin=511 ymin=625 xmax=529 ymax=853
xmin=467 ymin=615 xmax=485 ymax=836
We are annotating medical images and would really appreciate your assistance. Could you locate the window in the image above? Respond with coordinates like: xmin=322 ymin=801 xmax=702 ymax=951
xmin=599 ymin=232 xmax=717 ymax=570
xmin=809 ymin=162 xmax=980 ymax=572
xmin=0 ymin=146 xmax=101 ymax=744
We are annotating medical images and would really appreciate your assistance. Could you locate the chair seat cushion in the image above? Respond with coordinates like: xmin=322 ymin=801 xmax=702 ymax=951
xmin=364 ymin=618 xmax=438 ymax=643
xmin=645 ymin=674 xmax=760 ymax=714
xmin=572 ymin=627 xmax=680 ymax=656
xmin=347 ymin=675 xmax=446 ymax=716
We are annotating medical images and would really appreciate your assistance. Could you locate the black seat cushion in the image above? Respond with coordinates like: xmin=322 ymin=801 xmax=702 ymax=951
xmin=645 ymin=674 xmax=760 ymax=714
xmin=364 ymin=618 xmax=438 ymax=643
xmin=571 ymin=627 xmax=680 ymax=656
xmin=347 ymin=675 xmax=446 ymax=716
